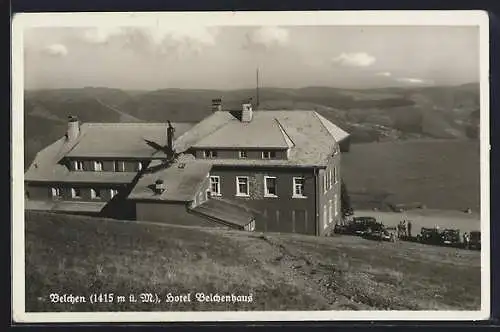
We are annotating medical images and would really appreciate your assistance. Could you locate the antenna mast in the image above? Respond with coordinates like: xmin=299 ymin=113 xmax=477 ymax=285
xmin=256 ymin=67 xmax=260 ymax=109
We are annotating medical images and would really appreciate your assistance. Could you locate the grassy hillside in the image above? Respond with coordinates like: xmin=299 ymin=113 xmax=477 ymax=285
xmin=341 ymin=140 xmax=480 ymax=212
xmin=25 ymin=211 xmax=481 ymax=312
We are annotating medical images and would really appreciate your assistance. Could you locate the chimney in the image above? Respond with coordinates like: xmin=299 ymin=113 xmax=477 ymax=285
xmin=154 ymin=179 xmax=166 ymax=195
xmin=66 ymin=115 xmax=80 ymax=141
xmin=166 ymin=120 xmax=175 ymax=156
xmin=211 ymin=98 xmax=222 ymax=112
xmin=241 ymin=103 xmax=253 ymax=122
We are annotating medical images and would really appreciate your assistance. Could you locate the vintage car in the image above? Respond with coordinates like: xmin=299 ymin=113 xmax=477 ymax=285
xmin=416 ymin=227 xmax=443 ymax=245
xmin=350 ymin=217 xmax=384 ymax=236
xmin=441 ymin=229 xmax=461 ymax=246
xmin=468 ymin=231 xmax=481 ymax=250
xmin=362 ymin=229 xmax=394 ymax=242
xmin=333 ymin=223 xmax=350 ymax=235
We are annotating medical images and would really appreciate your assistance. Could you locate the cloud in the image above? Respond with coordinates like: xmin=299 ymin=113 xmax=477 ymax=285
xmin=396 ymin=77 xmax=434 ymax=85
xmin=376 ymin=72 xmax=392 ymax=77
xmin=244 ymin=26 xmax=290 ymax=50
xmin=43 ymin=43 xmax=68 ymax=57
xmin=331 ymin=52 xmax=376 ymax=67
xmin=82 ymin=27 xmax=124 ymax=44
xmin=79 ymin=26 xmax=219 ymax=57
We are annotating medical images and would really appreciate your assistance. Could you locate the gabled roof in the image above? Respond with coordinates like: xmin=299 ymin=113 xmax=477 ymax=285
xmin=25 ymin=122 xmax=194 ymax=183
xmin=128 ymin=155 xmax=212 ymax=202
xmin=66 ymin=122 xmax=194 ymax=158
xmin=175 ymin=110 xmax=349 ymax=167
xmin=192 ymin=116 xmax=292 ymax=149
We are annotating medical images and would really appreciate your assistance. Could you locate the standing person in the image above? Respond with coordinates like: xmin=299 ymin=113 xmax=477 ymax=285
xmin=408 ymin=221 xmax=412 ymax=239
xmin=464 ymin=232 xmax=470 ymax=249
xmin=402 ymin=220 xmax=407 ymax=239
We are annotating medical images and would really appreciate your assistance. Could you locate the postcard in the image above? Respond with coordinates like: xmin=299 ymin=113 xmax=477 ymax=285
xmin=11 ymin=10 xmax=490 ymax=322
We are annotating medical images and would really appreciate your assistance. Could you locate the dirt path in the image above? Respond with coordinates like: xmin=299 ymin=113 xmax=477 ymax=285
xmin=94 ymin=98 xmax=142 ymax=123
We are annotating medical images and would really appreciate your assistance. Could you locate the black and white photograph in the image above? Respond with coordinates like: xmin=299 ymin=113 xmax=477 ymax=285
xmin=12 ymin=11 xmax=490 ymax=322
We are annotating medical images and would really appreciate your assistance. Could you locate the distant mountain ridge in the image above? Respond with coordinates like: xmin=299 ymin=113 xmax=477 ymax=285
xmin=24 ymin=83 xmax=480 ymax=166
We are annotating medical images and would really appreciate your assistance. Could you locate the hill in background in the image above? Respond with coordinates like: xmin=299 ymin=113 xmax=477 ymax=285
xmin=24 ymin=83 xmax=480 ymax=164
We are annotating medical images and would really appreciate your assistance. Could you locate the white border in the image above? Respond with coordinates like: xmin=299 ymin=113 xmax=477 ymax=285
xmin=11 ymin=10 xmax=490 ymax=323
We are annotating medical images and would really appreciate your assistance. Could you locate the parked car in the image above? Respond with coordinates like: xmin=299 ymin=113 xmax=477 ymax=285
xmin=363 ymin=229 xmax=394 ymax=242
xmin=469 ymin=231 xmax=481 ymax=250
xmin=351 ymin=216 xmax=384 ymax=236
xmin=441 ymin=229 xmax=461 ymax=246
xmin=416 ymin=227 xmax=443 ymax=245
xmin=333 ymin=223 xmax=350 ymax=235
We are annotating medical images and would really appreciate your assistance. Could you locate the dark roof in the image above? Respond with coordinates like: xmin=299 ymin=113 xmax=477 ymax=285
xmin=175 ymin=110 xmax=349 ymax=167
xmin=25 ymin=199 xmax=106 ymax=213
xmin=128 ymin=155 xmax=212 ymax=202
xmin=190 ymin=198 xmax=255 ymax=228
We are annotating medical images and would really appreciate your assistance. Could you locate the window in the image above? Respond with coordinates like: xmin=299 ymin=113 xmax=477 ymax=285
xmin=110 ymin=189 xmax=118 ymax=199
xmin=51 ymin=187 xmax=62 ymax=199
xmin=323 ymin=173 xmax=327 ymax=193
xmin=236 ymin=176 xmax=249 ymax=197
xmin=262 ymin=151 xmax=276 ymax=159
xmin=264 ymin=176 xmax=277 ymax=197
xmin=210 ymin=176 xmax=221 ymax=196
xmin=238 ymin=150 xmax=248 ymax=159
xmin=74 ymin=161 xmax=84 ymax=171
xmin=334 ymin=194 xmax=339 ymax=217
xmin=323 ymin=205 xmax=328 ymax=229
xmin=93 ymin=161 xmax=103 ymax=172
xmin=334 ymin=166 xmax=338 ymax=184
xmin=329 ymin=168 xmax=333 ymax=189
xmin=114 ymin=161 xmax=125 ymax=172
xmin=293 ymin=177 xmax=306 ymax=198
xmin=71 ymin=188 xmax=81 ymax=199
xmin=329 ymin=199 xmax=333 ymax=223
xmin=204 ymin=150 xmax=218 ymax=158
xmin=90 ymin=188 xmax=101 ymax=200
xmin=136 ymin=162 xmax=143 ymax=171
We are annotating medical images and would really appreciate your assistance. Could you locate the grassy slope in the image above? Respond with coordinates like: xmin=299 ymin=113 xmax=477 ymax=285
xmin=25 ymin=211 xmax=481 ymax=312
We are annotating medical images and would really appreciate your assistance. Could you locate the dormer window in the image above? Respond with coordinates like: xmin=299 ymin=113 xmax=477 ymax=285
xmin=238 ymin=150 xmax=248 ymax=159
xmin=93 ymin=161 xmax=103 ymax=172
xmin=90 ymin=188 xmax=101 ymax=200
xmin=71 ymin=188 xmax=82 ymax=199
xmin=74 ymin=161 xmax=84 ymax=171
xmin=204 ymin=150 xmax=218 ymax=158
xmin=51 ymin=187 xmax=62 ymax=199
xmin=262 ymin=151 xmax=276 ymax=159
xmin=114 ymin=161 xmax=125 ymax=172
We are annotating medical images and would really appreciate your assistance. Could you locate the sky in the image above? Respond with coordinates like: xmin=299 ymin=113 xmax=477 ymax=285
xmin=23 ymin=25 xmax=480 ymax=90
